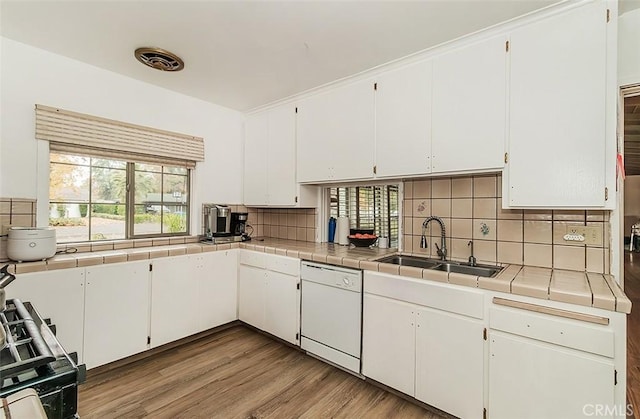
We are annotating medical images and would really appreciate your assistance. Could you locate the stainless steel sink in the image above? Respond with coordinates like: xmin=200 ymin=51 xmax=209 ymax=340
xmin=375 ymin=255 xmax=502 ymax=278
xmin=375 ymin=255 xmax=442 ymax=270
xmin=430 ymin=262 xmax=501 ymax=278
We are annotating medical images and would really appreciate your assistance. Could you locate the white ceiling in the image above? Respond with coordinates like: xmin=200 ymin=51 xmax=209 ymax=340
xmin=2 ymin=0 xmax=620 ymax=112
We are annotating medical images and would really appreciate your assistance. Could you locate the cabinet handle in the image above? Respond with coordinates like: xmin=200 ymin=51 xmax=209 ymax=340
xmin=492 ymin=297 xmax=609 ymax=325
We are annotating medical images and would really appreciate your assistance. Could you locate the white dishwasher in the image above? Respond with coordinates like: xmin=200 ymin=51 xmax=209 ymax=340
xmin=300 ymin=261 xmax=362 ymax=374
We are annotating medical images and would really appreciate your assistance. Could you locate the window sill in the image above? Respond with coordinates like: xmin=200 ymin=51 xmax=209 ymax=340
xmin=56 ymin=235 xmax=201 ymax=254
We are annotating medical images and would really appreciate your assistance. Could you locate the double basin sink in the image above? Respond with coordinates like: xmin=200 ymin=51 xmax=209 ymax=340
xmin=375 ymin=255 xmax=502 ymax=278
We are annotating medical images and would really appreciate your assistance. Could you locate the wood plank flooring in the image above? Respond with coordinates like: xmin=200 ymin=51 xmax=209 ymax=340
xmin=627 ymin=251 xmax=640 ymax=418
xmin=78 ymin=326 xmax=442 ymax=418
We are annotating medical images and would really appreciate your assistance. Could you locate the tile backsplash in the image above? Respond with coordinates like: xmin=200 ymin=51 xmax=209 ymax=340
xmin=0 ymin=198 xmax=38 ymax=262
xmin=247 ymin=208 xmax=317 ymax=242
xmin=403 ymin=175 xmax=610 ymax=273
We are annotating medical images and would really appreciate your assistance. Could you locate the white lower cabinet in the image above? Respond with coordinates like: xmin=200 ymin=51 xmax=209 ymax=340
xmin=488 ymin=302 xmax=618 ymax=419
xmin=5 ymin=267 xmax=85 ymax=362
xmin=196 ymin=250 xmax=238 ymax=331
xmin=238 ymin=264 xmax=267 ymax=330
xmin=362 ymin=279 xmax=484 ymax=419
xmin=489 ymin=332 xmax=614 ymax=419
xmin=150 ymin=255 xmax=200 ymax=348
xmin=362 ymin=294 xmax=416 ymax=396
xmin=84 ymin=261 xmax=150 ymax=369
xmin=415 ymin=308 xmax=484 ymax=419
xmin=238 ymin=251 xmax=300 ymax=345
xmin=265 ymin=271 xmax=299 ymax=344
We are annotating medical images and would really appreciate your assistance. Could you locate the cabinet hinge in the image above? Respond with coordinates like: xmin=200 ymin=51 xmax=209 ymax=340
xmin=297 ymin=282 xmax=300 ymax=290
xmin=483 ymin=407 xmax=487 ymax=419
xmin=296 ymin=333 xmax=299 ymax=341
xmin=374 ymin=82 xmax=377 ymax=91
xmin=149 ymin=264 xmax=153 ymax=272
xmin=147 ymin=336 xmax=151 ymax=345
xmin=373 ymin=165 xmax=377 ymax=175
xmin=295 ymin=196 xmax=298 ymax=203
xmin=505 ymin=40 xmax=509 ymax=52
xmin=614 ymin=369 xmax=618 ymax=385
xmin=483 ymin=328 xmax=487 ymax=340
xmin=504 ymin=152 xmax=508 ymax=164
xmin=606 ymin=9 xmax=610 ymax=23
xmin=605 ymin=187 xmax=609 ymax=201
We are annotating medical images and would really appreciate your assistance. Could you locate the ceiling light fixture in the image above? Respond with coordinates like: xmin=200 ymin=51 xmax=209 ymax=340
xmin=134 ymin=47 xmax=184 ymax=72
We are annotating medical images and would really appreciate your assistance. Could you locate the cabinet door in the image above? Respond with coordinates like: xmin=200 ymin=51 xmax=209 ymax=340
xmin=264 ymin=271 xmax=299 ymax=345
xmin=432 ymin=36 xmax=506 ymax=173
xmin=362 ymin=294 xmax=416 ymax=396
xmin=507 ymin=2 xmax=607 ymax=207
xmin=84 ymin=261 xmax=150 ymax=369
xmin=489 ymin=331 xmax=615 ymax=419
xmin=375 ymin=60 xmax=432 ymax=178
xmin=244 ymin=112 xmax=269 ymax=206
xmin=267 ymin=105 xmax=297 ymax=206
xmin=5 ymin=268 xmax=85 ymax=362
xmin=197 ymin=250 xmax=238 ymax=331
xmin=238 ymin=264 xmax=266 ymax=329
xmin=297 ymin=78 xmax=375 ymax=182
xmin=415 ymin=308 xmax=484 ymax=419
xmin=150 ymin=255 xmax=200 ymax=347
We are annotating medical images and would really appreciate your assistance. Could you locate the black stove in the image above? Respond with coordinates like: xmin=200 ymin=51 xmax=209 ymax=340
xmin=1 ymin=298 xmax=85 ymax=419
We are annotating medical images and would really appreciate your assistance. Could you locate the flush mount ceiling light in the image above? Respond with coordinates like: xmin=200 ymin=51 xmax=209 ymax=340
xmin=134 ymin=47 xmax=184 ymax=72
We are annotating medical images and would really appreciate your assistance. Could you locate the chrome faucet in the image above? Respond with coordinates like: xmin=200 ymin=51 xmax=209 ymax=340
xmin=468 ymin=240 xmax=477 ymax=267
xmin=420 ymin=216 xmax=447 ymax=261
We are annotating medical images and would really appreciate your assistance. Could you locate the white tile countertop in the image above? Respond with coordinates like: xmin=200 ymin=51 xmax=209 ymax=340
xmin=5 ymin=237 xmax=631 ymax=314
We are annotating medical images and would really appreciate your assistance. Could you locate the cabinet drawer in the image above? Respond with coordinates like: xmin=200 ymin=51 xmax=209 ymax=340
xmin=490 ymin=305 xmax=614 ymax=358
xmin=364 ymin=271 xmax=483 ymax=319
xmin=266 ymin=254 xmax=300 ymax=277
xmin=239 ymin=251 xmax=267 ymax=269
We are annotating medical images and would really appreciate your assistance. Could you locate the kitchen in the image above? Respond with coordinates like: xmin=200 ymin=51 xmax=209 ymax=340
xmin=0 ymin=0 xmax=639 ymax=418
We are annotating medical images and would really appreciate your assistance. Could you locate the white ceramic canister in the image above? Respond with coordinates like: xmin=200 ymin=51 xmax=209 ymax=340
xmin=7 ymin=227 xmax=57 ymax=262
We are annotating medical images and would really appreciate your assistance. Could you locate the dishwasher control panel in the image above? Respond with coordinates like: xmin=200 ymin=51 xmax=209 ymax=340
xmin=301 ymin=262 xmax=362 ymax=292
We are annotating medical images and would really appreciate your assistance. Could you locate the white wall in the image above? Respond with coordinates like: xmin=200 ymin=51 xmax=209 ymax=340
xmin=619 ymin=8 xmax=640 ymax=87
xmin=0 ymin=37 xmax=244 ymax=233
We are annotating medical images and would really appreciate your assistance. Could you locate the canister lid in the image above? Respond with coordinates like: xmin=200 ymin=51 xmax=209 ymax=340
xmin=8 ymin=227 xmax=57 ymax=240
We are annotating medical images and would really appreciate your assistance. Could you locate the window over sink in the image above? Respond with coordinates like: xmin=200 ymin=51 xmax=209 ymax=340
xmin=49 ymin=152 xmax=190 ymax=243
xmin=329 ymin=184 xmax=399 ymax=248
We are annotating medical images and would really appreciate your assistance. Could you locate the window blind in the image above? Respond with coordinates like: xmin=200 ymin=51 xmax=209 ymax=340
xmin=35 ymin=104 xmax=204 ymax=169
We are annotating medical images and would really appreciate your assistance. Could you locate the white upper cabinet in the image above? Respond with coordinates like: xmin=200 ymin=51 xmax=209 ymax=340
xmin=244 ymin=111 xmax=269 ymax=206
xmin=431 ymin=36 xmax=507 ymax=174
xmin=505 ymin=1 xmax=609 ymax=207
xmin=297 ymin=78 xmax=376 ymax=183
xmin=267 ymin=105 xmax=298 ymax=206
xmin=244 ymin=104 xmax=317 ymax=207
xmin=375 ymin=60 xmax=432 ymax=178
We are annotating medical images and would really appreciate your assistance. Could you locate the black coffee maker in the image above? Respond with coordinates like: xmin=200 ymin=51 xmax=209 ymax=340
xmin=231 ymin=212 xmax=250 ymax=241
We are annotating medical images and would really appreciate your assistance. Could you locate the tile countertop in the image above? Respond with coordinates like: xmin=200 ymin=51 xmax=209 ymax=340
xmin=5 ymin=237 xmax=631 ymax=314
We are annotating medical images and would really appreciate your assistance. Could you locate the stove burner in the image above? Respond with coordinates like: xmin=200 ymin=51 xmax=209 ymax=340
xmin=1 ymin=300 xmax=56 ymax=379
xmin=1 ymin=299 xmax=85 ymax=419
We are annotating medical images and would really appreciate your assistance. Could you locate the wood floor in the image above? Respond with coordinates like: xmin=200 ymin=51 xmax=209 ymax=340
xmin=78 ymin=326 xmax=442 ymax=419
xmin=628 ymin=251 xmax=640 ymax=418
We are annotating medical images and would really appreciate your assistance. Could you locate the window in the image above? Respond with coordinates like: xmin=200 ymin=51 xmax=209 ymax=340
xmin=329 ymin=185 xmax=399 ymax=247
xmin=49 ymin=152 xmax=190 ymax=243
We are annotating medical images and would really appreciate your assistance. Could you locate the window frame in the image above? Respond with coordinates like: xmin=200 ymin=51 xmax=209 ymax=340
xmin=49 ymin=152 xmax=191 ymax=243
xmin=324 ymin=182 xmax=403 ymax=249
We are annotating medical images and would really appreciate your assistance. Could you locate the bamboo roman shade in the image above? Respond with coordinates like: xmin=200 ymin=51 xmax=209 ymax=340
xmin=35 ymin=105 xmax=204 ymax=168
